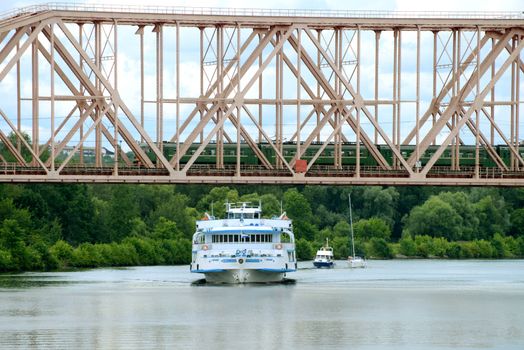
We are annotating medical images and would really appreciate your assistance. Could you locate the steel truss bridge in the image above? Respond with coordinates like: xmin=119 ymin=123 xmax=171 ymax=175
xmin=0 ymin=3 xmax=523 ymax=185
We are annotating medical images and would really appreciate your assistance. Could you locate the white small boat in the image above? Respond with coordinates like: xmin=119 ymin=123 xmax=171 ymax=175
xmin=348 ymin=255 xmax=366 ymax=268
xmin=313 ymin=238 xmax=335 ymax=268
xmin=347 ymin=194 xmax=366 ymax=268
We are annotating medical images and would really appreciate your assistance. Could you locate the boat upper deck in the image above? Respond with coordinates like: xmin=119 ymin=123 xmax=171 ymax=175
xmin=196 ymin=218 xmax=292 ymax=231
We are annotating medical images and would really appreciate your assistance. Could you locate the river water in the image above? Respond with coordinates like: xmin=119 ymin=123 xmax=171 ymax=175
xmin=1 ymin=260 xmax=523 ymax=349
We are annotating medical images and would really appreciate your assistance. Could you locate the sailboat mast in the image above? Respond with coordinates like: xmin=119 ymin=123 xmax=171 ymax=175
xmin=349 ymin=194 xmax=356 ymax=259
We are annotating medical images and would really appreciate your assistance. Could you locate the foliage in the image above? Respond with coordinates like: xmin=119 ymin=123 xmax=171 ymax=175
xmin=196 ymin=187 xmax=239 ymax=219
xmin=366 ymin=238 xmax=393 ymax=259
xmin=295 ymin=238 xmax=314 ymax=261
xmin=510 ymin=208 xmax=524 ymax=236
xmin=260 ymin=193 xmax=281 ymax=218
xmin=474 ymin=195 xmax=509 ymax=239
xmin=353 ymin=217 xmax=391 ymax=241
xmin=0 ymin=182 xmax=524 ymax=273
xmin=398 ymin=235 xmax=417 ymax=257
xmin=359 ymin=187 xmax=399 ymax=228
xmin=331 ymin=236 xmax=349 ymax=259
xmin=402 ymin=196 xmax=463 ymax=240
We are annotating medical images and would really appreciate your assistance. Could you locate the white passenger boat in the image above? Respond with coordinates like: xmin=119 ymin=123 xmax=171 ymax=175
xmin=190 ymin=202 xmax=297 ymax=283
xmin=313 ymin=238 xmax=335 ymax=268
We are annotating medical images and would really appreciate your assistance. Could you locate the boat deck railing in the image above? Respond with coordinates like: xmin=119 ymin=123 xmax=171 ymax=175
xmin=196 ymin=218 xmax=292 ymax=229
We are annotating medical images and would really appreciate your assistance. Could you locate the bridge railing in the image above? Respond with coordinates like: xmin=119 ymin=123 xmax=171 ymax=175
xmin=1 ymin=2 xmax=523 ymax=22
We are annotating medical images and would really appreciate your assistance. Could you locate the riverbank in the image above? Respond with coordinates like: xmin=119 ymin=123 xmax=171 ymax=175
xmin=2 ymin=233 xmax=523 ymax=273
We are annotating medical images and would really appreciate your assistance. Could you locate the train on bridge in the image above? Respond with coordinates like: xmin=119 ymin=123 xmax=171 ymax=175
xmin=139 ymin=142 xmax=520 ymax=169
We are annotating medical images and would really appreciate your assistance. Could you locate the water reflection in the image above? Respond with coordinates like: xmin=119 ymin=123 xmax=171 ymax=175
xmin=190 ymin=277 xmax=296 ymax=286
xmin=0 ymin=275 xmax=73 ymax=289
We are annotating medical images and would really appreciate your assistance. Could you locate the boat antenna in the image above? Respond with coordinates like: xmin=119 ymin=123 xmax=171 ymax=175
xmin=211 ymin=201 xmax=214 ymax=217
xmin=280 ymin=200 xmax=283 ymax=216
xmin=349 ymin=193 xmax=356 ymax=259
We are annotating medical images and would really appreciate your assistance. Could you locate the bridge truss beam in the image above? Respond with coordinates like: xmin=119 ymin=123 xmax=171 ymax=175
xmin=0 ymin=5 xmax=523 ymax=185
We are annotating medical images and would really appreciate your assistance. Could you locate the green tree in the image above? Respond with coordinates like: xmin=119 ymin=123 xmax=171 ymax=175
xmin=0 ymin=198 xmax=32 ymax=235
xmin=315 ymin=205 xmax=345 ymax=230
xmin=492 ymin=233 xmax=509 ymax=258
xmin=50 ymin=240 xmax=74 ymax=268
xmin=414 ymin=235 xmax=434 ymax=258
xmin=150 ymin=217 xmax=183 ymax=240
xmin=403 ymin=196 xmax=462 ymax=240
xmin=438 ymin=192 xmax=479 ymax=240
xmin=106 ymin=186 xmax=140 ymax=242
xmin=284 ymin=188 xmax=313 ymax=222
xmin=314 ymin=227 xmax=333 ymax=246
xmin=61 ymin=185 xmax=97 ymax=244
xmin=0 ymin=249 xmax=13 ymax=271
xmin=0 ymin=219 xmax=27 ymax=251
xmin=399 ymin=235 xmax=417 ymax=257
xmin=239 ymin=192 xmax=260 ymax=205
xmin=333 ymin=221 xmax=351 ymax=238
xmin=516 ymin=237 xmax=524 ymax=257
xmin=331 ymin=236 xmax=349 ymax=259
xmin=293 ymin=220 xmax=316 ymax=241
xmin=295 ymin=238 xmax=314 ymax=260
xmin=161 ymin=239 xmax=192 ymax=264
xmin=446 ymin=242 xmax=462 ymax=259
xmin=148 ymin=193 xmax=194 ymax=238
xmin=260 ymin=193 xmax=281 ymax=218
xmin=366 ymin=237 xmax=393 ymax=259
xmin=474 ymin=240 xmax=495 ymax=258
xmin=354 ymin=217 xmax=391 ymax=241
xmin=510 ymin=208 xmax=524 ymax=236
xmin=431 ymin=237 xmax=449 ymax=257
xmin=197 ymin=187 xmax=239 ymax=218
xmin=284 ymin=188 xmax=316 ymax=240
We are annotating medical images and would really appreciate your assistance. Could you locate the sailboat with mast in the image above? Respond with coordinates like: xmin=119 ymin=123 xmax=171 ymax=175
xmin=347 ymin=194 xmax=366 ymax=269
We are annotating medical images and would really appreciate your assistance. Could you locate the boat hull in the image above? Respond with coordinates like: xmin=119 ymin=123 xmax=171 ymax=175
xmin=313 ymin=261 xmax=334 ymax=268
xmin=348 ymin=258 xmax=366 ymax=268
xmin=202 ymin=268 xmax=288 ymax=283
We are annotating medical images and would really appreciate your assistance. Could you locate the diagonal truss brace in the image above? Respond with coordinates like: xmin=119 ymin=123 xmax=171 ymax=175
xmin=36 ymin=42 xmax=132 ymax=167
xmin=171 ymin=26 xmax=282 ymax=168
xmin=180 ymin=26 xmax=297 ymax=173
xmin=402 ymin=34 xmax=491 ymax=146
xmin=55 ymin=20 xmax=173 ymax=173
xmin=285 ymin=33 xmax=390 ymax=170
xmin=301 ymin=29 xmax=412 ymax=173
xmin=407 ymin=29 xmax=515 ymax=168
xmin=0 ymin=107 xmax=49 ymax=174
xmin=420 ymin=35 xmax=524 ymax=176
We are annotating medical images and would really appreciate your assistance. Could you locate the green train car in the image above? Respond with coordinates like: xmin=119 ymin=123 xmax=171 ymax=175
xmin=138 ymin=142 xmax=520 ymax=169
xmin=141 ymin=142 xmax=259 ymax=165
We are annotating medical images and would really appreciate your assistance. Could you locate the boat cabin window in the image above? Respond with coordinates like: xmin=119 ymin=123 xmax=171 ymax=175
xmin=227 ymin=212 xmax=259 ymax=219
xmin=211 ymin=233 xmax=273 ymax=243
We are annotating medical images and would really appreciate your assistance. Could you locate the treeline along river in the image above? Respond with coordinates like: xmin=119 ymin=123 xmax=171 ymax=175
xmin=1 ymin=184 xmax=524 ymax=272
